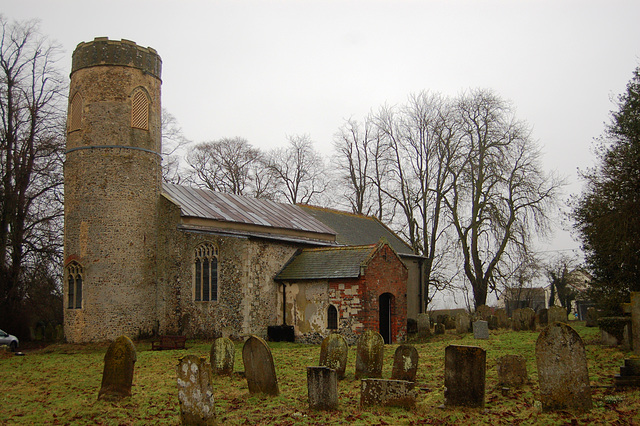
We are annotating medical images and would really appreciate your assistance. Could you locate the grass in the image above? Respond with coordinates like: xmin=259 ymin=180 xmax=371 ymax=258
xmin=1 ymin=322 xmax=639 ymax=425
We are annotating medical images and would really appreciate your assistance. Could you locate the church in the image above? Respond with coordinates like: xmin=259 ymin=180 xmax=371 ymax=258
xmin=63 ymin=38 xmax=424 ymax=344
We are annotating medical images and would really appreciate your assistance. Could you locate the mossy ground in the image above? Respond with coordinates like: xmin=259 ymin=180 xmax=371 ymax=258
xmin=1 ymin=322 xmax=639 ymax=425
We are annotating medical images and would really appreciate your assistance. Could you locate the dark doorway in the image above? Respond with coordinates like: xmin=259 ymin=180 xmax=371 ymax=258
xmin=379 ymin=293 xmax=393 ymax=344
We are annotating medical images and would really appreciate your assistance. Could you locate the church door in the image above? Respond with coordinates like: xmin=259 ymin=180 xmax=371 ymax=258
xmin=379 ymin=293 xmax=393 ymax=344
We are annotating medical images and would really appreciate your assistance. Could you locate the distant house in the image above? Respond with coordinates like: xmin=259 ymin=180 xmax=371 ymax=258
xmin=501 ymin=287 xmax=547 ymax=316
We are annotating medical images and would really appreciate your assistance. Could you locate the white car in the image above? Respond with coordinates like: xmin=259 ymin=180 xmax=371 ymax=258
xmin=0 ymin=329 xmax=19 ymax=351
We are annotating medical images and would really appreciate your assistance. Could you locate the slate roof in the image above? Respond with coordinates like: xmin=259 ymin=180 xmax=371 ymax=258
xmin=275 ymin=245 xmax=378 ymax=281
xmin=162 ymin=183 xmax=336 ymax=237
xmin=297 ymin=205 xmax=417 ymax=257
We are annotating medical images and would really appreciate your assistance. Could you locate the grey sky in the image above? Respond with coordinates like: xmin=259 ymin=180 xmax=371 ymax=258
xmin=5 ymin=0 xmax=640 ymax=258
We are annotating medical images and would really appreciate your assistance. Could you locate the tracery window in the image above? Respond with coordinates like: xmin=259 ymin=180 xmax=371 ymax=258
xmin=131 ymin=87 xmax=150 ymax=130
xmin=69 ymin=92 xmax=83 ymax=132
xmin=327 ymin=305 xmax=338 ymax=330
xmin=66 ymin=262 xmax=83 ymax=309
xmin=194 ymin=242 xmax=218 ymax=302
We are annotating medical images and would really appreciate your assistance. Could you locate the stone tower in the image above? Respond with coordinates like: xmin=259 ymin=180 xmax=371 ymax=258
xmin=64 ymin=38 xmax=162 ymax=342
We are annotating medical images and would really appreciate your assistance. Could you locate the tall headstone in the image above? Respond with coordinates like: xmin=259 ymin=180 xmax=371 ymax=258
xmin=355 ymin=330 xmax=384 ymax=379
xmin=417 ymin=313 xmax=431 ymax=338
xmin=360 ymin=378 xmax=416 ymax=409
xmin=496 ymin=354 xmax=528 ymax=388
xmin=585 ymin=307 xmax=599 ymax=327
xmin=547 ymin=306 xmax=567 ymax=324
xmin=319 ymin=334 xmax=348 ymax=379
xmin=176 ymin=355 xmax=216 ymax=425
xmin=455 ymin=312 xmax=471 ymax=334
xmin=473 ymin=320 xmax=489 ymax=339
xmin=495 ymin=308 xmax=509 ymax=329
xmin=631 ymin=292 xmax=640 ymax=355
xmin=537 ymin=308 xmax=549 ymax=327
xmin=242 ymin=335 xmax=279 ymax=396
xmin=391 ymin=345 xmax=419 ymax=382
xmin=210 ymin=336 xmax=235 ymax=376
xmin=535 ymin=323 xmax=592 ymax=412
xmin=307 ymin=366 xmax=338 ymax=410
xmin=98 ymin=335 xmax=136 ymax=400
xmin=444 ymin=345 xmax=486 ymax=408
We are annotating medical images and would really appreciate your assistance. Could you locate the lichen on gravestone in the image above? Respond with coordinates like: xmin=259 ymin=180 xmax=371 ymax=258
xmin=319 ymin=333 xmax=348 ymax=379
xmin=210 ymin=336 xmax=235 ymax=376
xmin=391 ymin=345 xmax=418 ymax=382
xmin=98 ymin=335 xmax=137 ymax=401
xmin=355 ymin=330 xmax=384 ymax=379
xmin=176 ymin=355 xmax=216 ymax=425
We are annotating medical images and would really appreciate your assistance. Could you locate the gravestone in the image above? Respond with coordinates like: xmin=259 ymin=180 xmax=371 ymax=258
xmin=443 ymin=315 xmax=456 ymax=330
xmin=98 ymin=335 xmax=137 ymax=400
xmin=444 ymin=345 xmax=486 ymax=408
xmin=417 ymin=313 xmax=431 ymax=338
xmin=360 ymin=378 xmax=416 ymax=409
xmin=475 ymin=305 xmax=492 ymax=321
xmin=535 ymin=323 xmax=592 ymax=412
xmin=496 ymin=354 xmax=528 ymax=388
xmin=512 ymin=308 xmax=535 ymax=331
xmin=242 ymin=335 xmax=279 ymax=396
xmin=319 ymin=333 xmax=348 ymax=379
xmin=537 ymin=308 xmax=549 ymax=327
xmin=585 ymin=307 xmax=599 ymax=327
xmin=548 ymin=306 xmax=567 ymax=324
xmin=631 ymin=292 xmax=640 ymax=355
xmin=473 ymin=320 xmax=489 ymax=340
xmin=487 ymin=315 xmax=498 ymax=330
xmin=434 ymin=323 xmax=445 ymax=335
xmin=391 ymin=345 xmax=419 ymax=382
xmin=614 ymin=357 xmax=640 ymax=387
xmin=210 ymin=336 xmax=235 ymax=376
xmin=307 ymin=366 xmax=338 ymax=410
xmin=455 ymin=312 xmax=471 ymax=334
xmin=355 ymin=330 xmax=384 ymax=379
xmin=176 ymin=355 xmax=215 ymax=425
xmin=495 ymin=308 xmax=509 ymax=329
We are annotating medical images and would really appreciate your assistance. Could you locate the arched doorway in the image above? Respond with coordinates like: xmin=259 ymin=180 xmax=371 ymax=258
xmin=379 ymin=293 xmax=393 ymax=344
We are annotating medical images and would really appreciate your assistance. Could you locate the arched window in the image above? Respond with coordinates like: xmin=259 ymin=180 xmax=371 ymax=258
xmin=131 ymin=87 xmax=150 ymax=130
xmin=327 ymin=305 xmax=338 ymax=330
xmin=69 ymin=92 xmax=83 ymax=132
xmin=66 ymin=262 xmax=84 ymax=309
xmin=194 ymin=242 xmax=218 ymax=302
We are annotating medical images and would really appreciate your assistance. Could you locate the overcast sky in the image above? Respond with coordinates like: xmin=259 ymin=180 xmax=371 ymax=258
xmin=5 ymin=0 xmax=640 ymax=261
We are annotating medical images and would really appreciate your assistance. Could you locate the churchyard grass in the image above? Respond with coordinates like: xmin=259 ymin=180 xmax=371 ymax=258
xmin=1 ymin=322 xmax=639 ymax=425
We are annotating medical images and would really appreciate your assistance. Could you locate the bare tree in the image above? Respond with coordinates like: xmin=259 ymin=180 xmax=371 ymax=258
xmin=264 ymin=134 xmax=327 ymax=204
xmin=444 ymin=89 xmax=563 ymax=308
xmin=0 ymin=17 xmax=65 ymax=335
xmin=186 ymin=137 xmax=271 ymax=197
xmin=161 ymin=108 xmax=190 ymax=184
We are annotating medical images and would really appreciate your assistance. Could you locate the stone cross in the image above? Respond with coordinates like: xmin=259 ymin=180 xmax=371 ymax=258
xmin=496 ymin=354 xmax=528 ymax=388
xmin=391 ymin=345 xmax=419 ymax=382
xmin=307 ymin=366 xmax=338 ymax=410
xmin=242 ymin=335 xmax=279 ymax=396
xmin=176 ymin=355 xmax=216 ymax=425
xmin=210 ymin=336 xmax=235 ymax=376
xmin=355 ymin=330 xmax=384 ymax=379
xmin=535 ymin=323 xmax=592 ymax=412
xmin=98 ymin=335 xmax=136 ymax=400
xmin=360 ymin=378 xmax=416 ymax=409
xmin=319 ymin=333 xmax=348 ymax=379
xmin=444 ymin=345 xmax=486 ymax=408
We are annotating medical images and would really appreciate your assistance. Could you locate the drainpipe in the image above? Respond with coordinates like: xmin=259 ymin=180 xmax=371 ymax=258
xmin=418 ymin=258 xmax=424 ymax=314
xmin=282 ymin=283 xmax=287 ymax=326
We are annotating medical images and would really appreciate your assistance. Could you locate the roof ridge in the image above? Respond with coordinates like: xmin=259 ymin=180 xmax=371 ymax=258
xmin=301 ymin=244 xmax=377 ymax=253
xmin=298 ymin=203 xmax=375 ymax=220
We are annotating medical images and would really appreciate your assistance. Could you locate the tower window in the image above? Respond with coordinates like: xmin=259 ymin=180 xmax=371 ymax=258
xmin=66 ymin=262 xmax=84 ymax=309
xmin=131 ymin=88 xmax=150 ymax=130
xmin=194 ymin=242 xmax=218 ymax=302
xmin=328 ymin=305 xmax=338 ymax=330
xmin=69 ymin=93 xmax=83 ymax=132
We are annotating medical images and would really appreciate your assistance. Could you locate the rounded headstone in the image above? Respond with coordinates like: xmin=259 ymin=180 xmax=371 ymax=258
xmin=176 ymin=355 xmax=216 ymax=425
xmin=355 ymin=330 xmax=384 ymax=379
xmin=242 ymin=335 xmax=279 ymax=396
xmin=319 ymin=334 xmax=348 ymax=379
xmin=391 ymin=345 xmax=419 ymax=382
xmin=98 ymin=335 xmax=137 ymax=400
xmin=210 ymin=336 xmax=235 ymax=376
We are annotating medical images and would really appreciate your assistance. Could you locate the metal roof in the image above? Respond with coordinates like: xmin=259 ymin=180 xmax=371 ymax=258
xmin=275 ymin=245 xmax=378 ymax=280
xmin=162 ymin=184 xmax=336 ymax=236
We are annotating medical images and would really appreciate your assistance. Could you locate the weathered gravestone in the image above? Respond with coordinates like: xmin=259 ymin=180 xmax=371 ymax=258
xmin=360 ymin=378 xmax=416 ymax=409
xmin=475 ymin=305 xmax=492 ymax=321
xmin=535 ymin=323 xmax=592 ymax=412
xmin=443 ymin=315 xmax=456 ymax=330
xmin=355 ymin=330 xmax=384 ymax=379
xmin=319 ymin=333 xmax=348 ymax=379
xmin=631 ymin=292 xmax=640 ymax=355
xmin=473 ymin=320 xmax=489 ymax=340
xmin=417 ymin=313 xmax=431 ymax=338
xmin=434 ymin=323 xmax=445 ymax=335
xmin=242 ymin=335 xmax=279 ymax=396
xmin=176 ymin=355 xmax=216 ymax=425
xmin=512 ymin=308 xmax=535 ymax=331
xmin=444 ymin=345 xmax=486 ymax=408
xmin=547 ymin=306 xmax=567 ymax=324
xmin=455 ymin=312 xmax=471 ymax=334
xmin=210 ymin=336 xmax=235 ymax=376
xmin=585 ymin=307 xmax=600 ymax=327
xmin=391 ymin=345 xmax=419 ymax=382
xmin=496 ymin=354 xmax=528 ymax=388
xmin=537 ymin=308 xmax=549 ymax=327
xmin=98 ymin=335 xmax=136 ymax=400
xmin=307 ymin=366 xmax=338 ymax=410
xmin=487 ymin=315 xmax=498 ymax=330
xmin=495 ymin=308 xmax=509 ymax=329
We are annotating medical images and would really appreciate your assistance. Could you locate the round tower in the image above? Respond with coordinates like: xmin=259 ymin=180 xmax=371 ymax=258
xmin=64 ymin=38 xmax=162 ymax=342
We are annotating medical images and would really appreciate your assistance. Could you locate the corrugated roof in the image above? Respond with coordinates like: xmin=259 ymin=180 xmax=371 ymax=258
xmin=298 ymin=205 xmax=416 ymax=256
xmin=275 ymin=245 xmax=377 ymax=280
xmin=162 ymin=184 xmax=336 ymax=236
